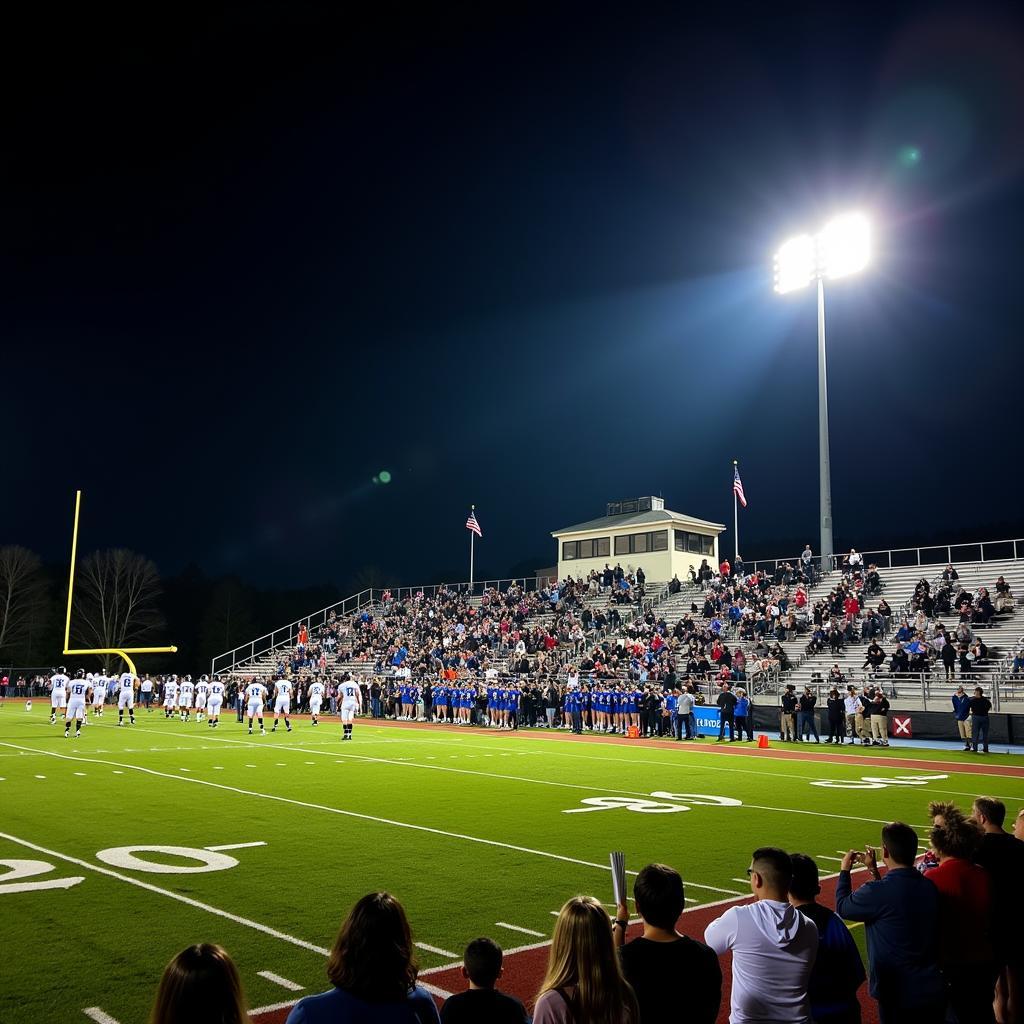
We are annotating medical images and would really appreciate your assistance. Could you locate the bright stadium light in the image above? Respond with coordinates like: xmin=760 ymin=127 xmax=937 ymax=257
xmin=772 ymin=212 xmax=872 ymax=570
xmin=773 ymin=234 xmax=814 ymax=294
xmin=819 ymin=212 xmax=870 ymax=280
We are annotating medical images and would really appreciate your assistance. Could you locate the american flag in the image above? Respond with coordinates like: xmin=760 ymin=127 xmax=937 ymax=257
xmin=465 ymin=509 xmax=483 ymax=537
xmin=733 ymin=465 xmax=747 ymax=508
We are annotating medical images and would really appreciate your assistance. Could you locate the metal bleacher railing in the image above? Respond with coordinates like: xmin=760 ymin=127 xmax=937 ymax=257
xmin=210 ymin=576 xmax=542 ymax=676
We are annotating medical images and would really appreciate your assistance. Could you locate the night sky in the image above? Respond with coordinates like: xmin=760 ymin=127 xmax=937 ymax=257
xmin=5 ymin=3 xmax=1024 ymax=590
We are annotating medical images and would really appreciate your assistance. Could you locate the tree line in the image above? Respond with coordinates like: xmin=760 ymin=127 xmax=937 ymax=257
xmin=0 ymin=545 xmax=342 ymax=675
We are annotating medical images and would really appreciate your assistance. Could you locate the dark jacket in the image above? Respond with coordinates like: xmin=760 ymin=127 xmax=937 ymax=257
xmin=835 ymin=867 xmax=945 ymax=1010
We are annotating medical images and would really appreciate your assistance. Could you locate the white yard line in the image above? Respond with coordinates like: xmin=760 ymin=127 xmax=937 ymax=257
xmin=83 ymin=1008 xmax=122 ymax=1024
xmin=0 ymin=828 xmax=330 ymax=957
xmin=257 ymin=970 xmax=304 ymax=992
xmin=495 ymin=921 xmax=545 ymax=937
xmin=207 ymin=841 xmax=267 ymax=852
xmin=416 ymin=942 xmax=460 ymax=958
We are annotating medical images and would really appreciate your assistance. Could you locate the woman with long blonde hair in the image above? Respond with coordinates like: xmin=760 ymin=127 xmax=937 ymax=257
xmin=533 ymin=896 xmax=638 ymax=1024
xmin=150 ymin=944 xmax=249 ymax=1024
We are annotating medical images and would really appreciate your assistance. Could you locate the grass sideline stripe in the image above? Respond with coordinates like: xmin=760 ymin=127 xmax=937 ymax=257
xmin=83 ymin=1009 xmax=122 ymax=1024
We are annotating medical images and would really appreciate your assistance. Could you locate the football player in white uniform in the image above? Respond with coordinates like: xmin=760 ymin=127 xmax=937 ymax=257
xmin=90 ymin=673 xmax=107 ymax=716
xmin=245 ymin=679 xmax=267 ymax=735
xmin=194 ymin=676 xmax=210 ymax=722
xmin=116 ymin=670 xmax=137 ymax=726
xmin=178 ymin=676 xmax=195 ymax=722
xmin=271 ymin=676 xmax=293 ymax=733
xmin=65 ymin=670 xmax=89 ymax=738
xmin=308 ymin=679 xmax=325 ymax=726
xmin=338 ymin=673 xmax=362 ymax=741
xmin=206 ymin=676 xmax=225 ymax=728
xmin=50 ymin=667 xmax=69 ymax=724
xmin=163 ymin=675 xmax=179 ymax=718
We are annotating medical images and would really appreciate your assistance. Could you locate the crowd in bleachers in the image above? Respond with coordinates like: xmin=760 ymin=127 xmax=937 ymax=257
xmin=148 ymin=794 xmax=1024 ymax=1024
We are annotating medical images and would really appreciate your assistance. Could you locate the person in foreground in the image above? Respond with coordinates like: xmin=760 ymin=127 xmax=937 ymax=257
xmin=835 ymin=822 xmax=946 ymax=1024
xmin=533 ymin=895 xmax=638 ymax=1024
xmin=788 ymin=853 xmax=865 ymax=1024
xmin=440 ymin=937 xmax=527 ymax=1024
xmin=613 ymin=863 xmax=721 ymax=1024
xmin=285 ymin=892 xmax=440 ymax=1024
xmin=150 ymin=943 xmax=250 ymax=1024
xmin=704 ymin=846 xmax=818 ymax=1024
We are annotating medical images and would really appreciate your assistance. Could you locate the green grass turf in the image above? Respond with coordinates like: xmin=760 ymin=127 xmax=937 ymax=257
xmin=2 ymin=705 xmax=1022 ymax=1024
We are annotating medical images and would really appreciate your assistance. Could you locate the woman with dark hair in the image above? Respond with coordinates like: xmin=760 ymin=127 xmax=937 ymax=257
xmin=150 ymin=944 xmax=249 ymax=1024
xmin=533 ymin=896 xmax=638 ymax=1024
xmin=286 ymin=892 xmax=440 ymax=1024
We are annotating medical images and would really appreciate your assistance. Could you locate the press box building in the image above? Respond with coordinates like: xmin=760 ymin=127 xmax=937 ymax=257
xmin=551 ymin=496 xmax=725 ymax=584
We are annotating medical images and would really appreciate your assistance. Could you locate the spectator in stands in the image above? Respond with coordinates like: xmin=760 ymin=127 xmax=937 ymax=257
xmin=150 ymin=943 xmax=250 ymax=1024
xmin=994 ymin=576 xmax=1014 ymax=613
xmin=924 ymin=815 xmax=995 ymax=1024
xmin=285 ymin=892 xmax=440 ymax=1024
xmin=837 ymin=823 xmax=946 ymax=1024
xmin=614 ymin=863 xmax=721 ymax=1024
xmin=440 ymin=938 xmax=527 ymax=1024
xmin=951 ymin=686 xmax=972 ymax=751
xmin=705 ymin=847 xmax=818 ymax=1024
xmin=940 ymin=637 xmax=957 ymax=680
xmin=788 ymin=853 xmax=865 ymax=1024
xmin=533 ymin=895 xmax=638 ymax=1024
xmin=969 ymin=686 xmax=992 ymax=754
xmin=863 ymin=640 xmax=886 ymax=674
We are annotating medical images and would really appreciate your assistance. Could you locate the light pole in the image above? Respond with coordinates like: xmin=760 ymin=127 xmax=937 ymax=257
xmin=774 ymin=212 xmax=870 ymax=572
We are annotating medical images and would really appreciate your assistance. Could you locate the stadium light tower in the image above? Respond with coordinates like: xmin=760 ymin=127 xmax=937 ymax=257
xmin=774 ymin=212 xmax=870 ymax=571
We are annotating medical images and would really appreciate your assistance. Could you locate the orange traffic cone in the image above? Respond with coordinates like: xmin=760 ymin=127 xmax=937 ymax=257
xmin=757 ymin=734 xmax=770 ymax=749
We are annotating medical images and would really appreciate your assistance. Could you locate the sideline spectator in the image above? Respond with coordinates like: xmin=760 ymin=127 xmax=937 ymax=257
xmin=844 ymin=686 xmax=864 ymax=745
xmin=971 ymin=797 xmax=1024 ymax=1024
xmin=836 ymin=823 xmax=945 ymax=1024
xmin=788 ymin=854 xmax=865 ymax=1024
xmin=716 ymin=682 xmax=737 ymax=742
xmin=615 ymin=864 xmax=721 ymax=1024
xmin=825 ymin=688 xmax=845 ymax=744
xmin=150 ymin=944 xmax=250 ymax=1024
xmin=705 ymin=847 xmax=818 ymax=1024
xmin=285 ymin=892 xmax=440 ymax=1024
xmin=924 ymin=815 xmax=995 ymax=1024
xmin=781 ymin=684 xmax=798 ymax=742
xmin=969 ymin=686 xmax=991 ymax=754
xmin=533 ymin=896 xmax=638 ymax=1024
xmin=951 ymin=686 xmax=972 ymax=751
xmin=798 ymin=686 xmax=821 ymax=743
xmin=440 ymin=938 xmax=527 ymax=1024
xmin=734 ymin=688 xmax=753 ymax=741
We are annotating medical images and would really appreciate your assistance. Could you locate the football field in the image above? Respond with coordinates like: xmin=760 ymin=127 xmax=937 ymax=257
xmin=3 ymin=704 xmax=1024 ymax=1024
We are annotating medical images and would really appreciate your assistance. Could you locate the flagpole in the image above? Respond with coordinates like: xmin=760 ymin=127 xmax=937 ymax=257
xmin=732 ymin=460 xmax=739 ymax=562
xmin=469 ymin=504 xmax=475 ymax=589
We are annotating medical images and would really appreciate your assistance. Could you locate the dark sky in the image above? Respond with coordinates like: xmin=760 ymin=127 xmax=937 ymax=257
xmin=4 ymin=2 xmax=1023 ymax=589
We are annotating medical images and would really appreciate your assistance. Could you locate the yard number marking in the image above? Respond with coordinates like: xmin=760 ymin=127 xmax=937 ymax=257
xmin=810 ymin=774 xmax=948 ymax=790
xmin=564 ymin=792 xmax=743 ymax=814
xmin=0 ymin=858 xmax=85 ymax=894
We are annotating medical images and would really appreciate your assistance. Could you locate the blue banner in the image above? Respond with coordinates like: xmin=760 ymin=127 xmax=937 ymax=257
xmin=693 ymin=705 xmax=721 ymax=737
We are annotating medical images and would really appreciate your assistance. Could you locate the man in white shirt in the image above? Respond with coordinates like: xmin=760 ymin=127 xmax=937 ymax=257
xmin=705 ymin=847 xmax=817 ymax=1023
xmin=116 ymin=671 xmax=137 ymax=726
xmin=50 ymin=667 xmax=69 ymax=724
xmin=844 ymin=685 xmax=865 ymax=745
xmin=245 ymin=679 xmax=267 ymax=735
xmin=90 ymin=673 xmax=107 ymax=716
xmin=271 ymin=676 xmax=293 ymax=733
xmin=206 ymin=677 xmax=225 ymax=728
xmin=308 ymin=679 xmax=325 ymax=726
xmin=338 ymin=674 xmax=362 ymax=741
xmin=140 ymin=675 xmax=154 ymax=711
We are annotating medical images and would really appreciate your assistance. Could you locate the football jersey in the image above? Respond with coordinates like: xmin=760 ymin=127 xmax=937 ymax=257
xmin=51 ymin=673 xmax=69 ymax=692
xmin=179 ymin=682 xmax=194 ymax=700
xmin=164 ymin=680 xmax=179 ymax=697
xmin=275 ymin=680 xmax=292 ymax=698
xmin=309 ymin=683 xmax=325 ymax=699
xmin=195 ymin=682 xmax=209 ymax=699
xmin=209 ymin=680 xmax=225 ymax=697
xmin=120 ymin=673 xmax=135 ymax=692
xmin=245 ymin=683 xmax=266 ymax=702
xmin=69 ymin=677 xmax=89 ymax=699
xmin=339 ymin=680 xmax=361 ymax=700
